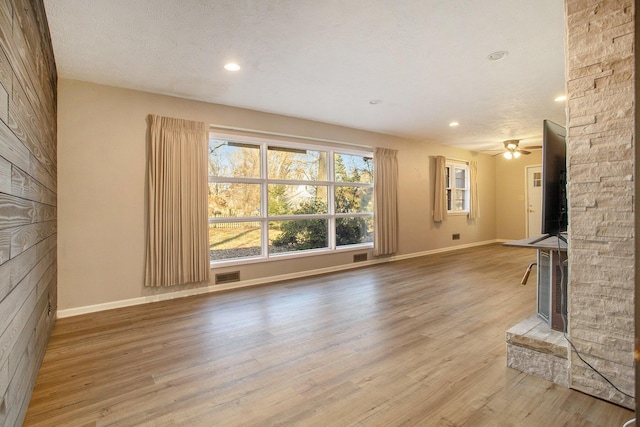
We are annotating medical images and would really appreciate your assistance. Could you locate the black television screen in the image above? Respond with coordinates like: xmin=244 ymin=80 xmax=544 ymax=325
xmin=541 ymin=119 xmax=567 ymax=236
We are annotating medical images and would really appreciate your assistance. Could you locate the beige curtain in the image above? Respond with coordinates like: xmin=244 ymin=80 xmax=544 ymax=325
xmin=374 ymin=148 xmax=398 ymax=256
xmin=468 ymin=160 xmax=479 ymax=220
xmin=433 ymin=156 xmax=448 ymax=222
xmin=145 ymin=114 xmax=210 ymax=287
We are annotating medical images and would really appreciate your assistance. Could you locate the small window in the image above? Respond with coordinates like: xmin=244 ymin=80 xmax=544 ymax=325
xmin=446 ymin=162 xmax=469 ymax=213
xmin=533 ymin=172 xmax=542 ymax=188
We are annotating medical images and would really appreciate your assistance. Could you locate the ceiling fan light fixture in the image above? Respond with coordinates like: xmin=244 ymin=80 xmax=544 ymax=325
xmin=499 ymin=139 xmax=531 ymax=159
xmin=504 ymin=140 xmax=519 ymax=150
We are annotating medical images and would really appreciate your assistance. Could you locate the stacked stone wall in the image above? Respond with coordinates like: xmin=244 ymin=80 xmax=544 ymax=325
xmin=565 ymin=0 xmax=635 ymax=409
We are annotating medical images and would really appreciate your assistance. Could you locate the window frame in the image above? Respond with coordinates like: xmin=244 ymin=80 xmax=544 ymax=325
xmin=208 ymin=132 xmax=374 ymax=266
xmin=445 ymin=160 xmax=470 ymax=214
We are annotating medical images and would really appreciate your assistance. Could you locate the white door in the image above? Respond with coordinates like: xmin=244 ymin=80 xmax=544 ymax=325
xmin=526 ymin=166 xmax=543 ymax=237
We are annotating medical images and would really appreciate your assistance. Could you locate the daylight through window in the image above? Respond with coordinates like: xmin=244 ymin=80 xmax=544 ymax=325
xmin=208 ymin=135 xmax=374 ymax=263
xmin=445 ymin=161 xmax=469 ymax=213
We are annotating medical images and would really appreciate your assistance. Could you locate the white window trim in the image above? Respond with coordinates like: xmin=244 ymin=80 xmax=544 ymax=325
xmin=208 ymin=132 xmax=374 ymax=266
xmin=445 ymin=160 xmax=470 ymax=214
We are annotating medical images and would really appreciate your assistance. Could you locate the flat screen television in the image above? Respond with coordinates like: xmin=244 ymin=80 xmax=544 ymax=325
xmin=541 ymin=119 xmax=567 ymax=236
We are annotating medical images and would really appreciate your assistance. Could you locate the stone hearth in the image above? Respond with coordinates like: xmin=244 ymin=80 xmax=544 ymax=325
xmin=506 ymin=314 xmax=569 ymax=388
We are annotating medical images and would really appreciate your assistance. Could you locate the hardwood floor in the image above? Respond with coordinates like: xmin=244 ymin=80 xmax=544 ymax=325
xmin=24 ymin=244 xmax=634 ymax=426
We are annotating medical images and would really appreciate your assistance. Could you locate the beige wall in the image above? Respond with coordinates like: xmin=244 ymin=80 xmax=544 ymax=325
xmin=495 ymin=151 xmax=543 ymax=240
xmin=58 ymin=79 xmax=498 ymax=311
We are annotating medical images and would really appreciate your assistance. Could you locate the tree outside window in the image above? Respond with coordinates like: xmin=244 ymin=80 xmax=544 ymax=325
xmin=208 ymin=137 xmax=374 ymax=262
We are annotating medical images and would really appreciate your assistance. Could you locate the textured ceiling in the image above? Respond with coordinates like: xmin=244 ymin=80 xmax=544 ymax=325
xmin=44 ymin=0 xmax=567 ymax=152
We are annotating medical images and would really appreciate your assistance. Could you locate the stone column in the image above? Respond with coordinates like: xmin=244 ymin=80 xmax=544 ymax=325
xmin=565 ymin=0 xmax=635 ymax=409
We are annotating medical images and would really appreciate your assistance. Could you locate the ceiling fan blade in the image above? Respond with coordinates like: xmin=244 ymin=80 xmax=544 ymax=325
xmin=523 ymin=145 xmax=542 ymax=150
xmin=519 ymin=150 xmax=531 ymax=155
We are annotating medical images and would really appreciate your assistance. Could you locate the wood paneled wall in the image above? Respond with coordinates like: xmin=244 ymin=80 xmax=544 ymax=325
xmin=0 ymin=0 xmax=57 ymax=426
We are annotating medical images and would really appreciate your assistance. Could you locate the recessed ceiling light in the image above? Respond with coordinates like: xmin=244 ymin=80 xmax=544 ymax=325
xmin=554 ymin=95 xmax=567 ymax=102
xmin=224 ymin=63 xmax=241 ymax=71
xmin=369 ymin=99 xmax=382 ymax=105
xmin=487 ymin=51 xmax=509 ymax=61
xmin=449 ymin=122 xmax=459 ymax=127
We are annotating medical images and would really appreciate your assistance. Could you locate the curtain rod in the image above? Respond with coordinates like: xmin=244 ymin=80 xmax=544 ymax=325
xmin=433 ymin=155 xmax=469 ymax=164
xmin=209 ymin=124 xmax=372 ymax=150
xmin=448 ymin=157 xmax=470 ymax=164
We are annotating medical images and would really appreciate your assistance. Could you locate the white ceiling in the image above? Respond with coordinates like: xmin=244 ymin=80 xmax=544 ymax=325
xmin=43 ymin=0 xmax=567 ymax=153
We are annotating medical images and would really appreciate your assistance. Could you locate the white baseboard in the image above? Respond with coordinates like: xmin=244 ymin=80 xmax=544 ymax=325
xmin=389 ymin=239 xmax=504 ymax=261
xmin=56 ymin=258 xmax=384 ymax=318
xmin=57 ymin=239 xmax=502 ymax=318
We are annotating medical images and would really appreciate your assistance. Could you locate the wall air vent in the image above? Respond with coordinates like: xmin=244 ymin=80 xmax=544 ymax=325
xmin=215 ymin=271 xmax=240 ymax=284
xmin=353 ymin=253 xmax=368 ymax=263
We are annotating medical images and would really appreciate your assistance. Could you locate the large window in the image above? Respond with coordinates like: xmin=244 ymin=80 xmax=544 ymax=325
xmin=446 ymin=161 xmax=469 ymax=213
xmin=208 ymin=134 xmax=374 ymax=263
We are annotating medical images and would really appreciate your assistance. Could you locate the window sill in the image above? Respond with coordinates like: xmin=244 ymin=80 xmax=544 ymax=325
xmin=447 ymin=211 xmax=469 ymax=216
xmin=210 ymin=243 xmax=374 ymax=268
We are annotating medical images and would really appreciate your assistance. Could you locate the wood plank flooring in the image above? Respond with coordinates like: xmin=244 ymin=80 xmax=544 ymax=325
xmin=24 ymin=244 xmax=634 ymax=426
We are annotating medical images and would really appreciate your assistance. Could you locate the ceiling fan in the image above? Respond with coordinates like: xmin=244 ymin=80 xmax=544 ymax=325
xmin=500 ymin=139 xmax=541 ymax=159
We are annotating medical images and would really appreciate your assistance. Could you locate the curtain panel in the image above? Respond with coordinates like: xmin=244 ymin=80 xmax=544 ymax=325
xmin=433 ymin=156 xmax=448 ymax=222
xmin=374 ymin=148 xmax=398 ymax=256
xmin=468 ymin=160 xmax=479 ymax=220
xmin=145 ymin=114 xmax=210 ymax=287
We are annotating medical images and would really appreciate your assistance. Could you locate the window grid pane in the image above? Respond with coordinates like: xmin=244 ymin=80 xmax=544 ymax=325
xmin=455 ymin=168 xmax=466 ymax=188
xmin=335 ymin=186 xmax=374 ymax=214
xmin=336 ymin=217 xmax=374 ymax=246
xmin=268 ymin=184 xmax=328 ymax=216
xmin=269 ymin=219 xmax=329 ymax=253
xmin=209 ymin=140 xmax=261 ymax=179
xmin=209 ymin=222 xmax=262 ymax=261
xmin=208 ymin=183 xmax=261 ymax=218
xmin=335 ymin=153 xmax=374 ymax=183
xmin=268 ymin=147 xmax=328 ymax=181
xmin=454 ymin=189 xmax=466 ymax=211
